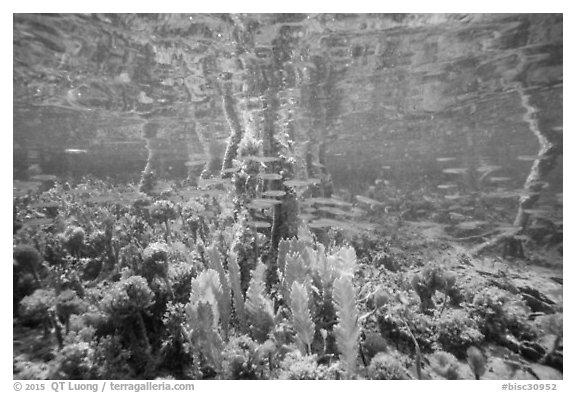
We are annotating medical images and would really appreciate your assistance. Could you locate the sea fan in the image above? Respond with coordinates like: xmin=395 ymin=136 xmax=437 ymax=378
xmin=333 ymin=276 xmax=360 ymax=377
xmin=245 ymin=262 xmax=275 ymax=342
xmin=228 ymin=252 xmax=247 ymax=331
xmin=206 ymin=246 xmax=231 ymax=337
xmin=290 ymin=281 xmax=315 ymax=355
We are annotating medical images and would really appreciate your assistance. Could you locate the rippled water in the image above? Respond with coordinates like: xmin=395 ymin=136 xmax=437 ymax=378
xmin=13 ymin=13 xmax=562 ymax=203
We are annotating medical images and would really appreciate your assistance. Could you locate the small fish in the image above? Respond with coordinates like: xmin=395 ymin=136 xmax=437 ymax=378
xmin=246 ymin=220 xmax=272 ymax=229
xmin=64 ymin=149 xmax=88 ymax=154
xmin=308 ymin=218 xmax=342 ymax=229
xmin=29 ymin=201 xmax=59 ymax=209
xmin=284 ymin=179 xmax=313 ymax=187
xmin=22 ymin=217 xmax=54 ymax=227
xmin=355 ymin=195 xmax=383 ymax=206
xmin=185 ymin=160 xmax=207 ymax=167
xmin=437 ymin=184 xmax=458 ymax=190
xmin=522 ymin=208 xmax=552 ymax=217
xmin=455 ymin=221 xmax=487 ymax=231
xmin=258 ymin=173 xmax=283 ymax=181
xmin=299 ymin=213 xmax=315 ymax=221
xmin=244 ymin=155 xmax=280 ymax=163
xmin=436 ymin=157 xmax=457 ymax=162
xmin=444 ymin=194 xmax=462 ymax=200
xmin=442 ymin=168 xmax=468 ymax=175
xmin=488 ymin=177 xmax=512 ymax=183
xmin=517 ymin=155 xmax=547 ymax=161
xmin=476 ymin=165 xmax=501 ymax=173
xmin=221 ymin=166 xmax=241 ymax=174
xmin=198 ymin=178 xmax=226 ymax=187
xmin=261 ymin=190 xmax=287 ymax=197
xmin=30 ymin=174 xmax=58 ymax=182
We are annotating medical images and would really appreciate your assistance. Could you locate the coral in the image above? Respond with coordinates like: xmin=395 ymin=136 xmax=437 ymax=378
xmin=13 ymin=244 xmax=43 ymax=284
xmin=429 ymin=351 xmax=462 ymax=380
xmin=56 ymin=289 xmax=87 ymax=333
xmin=62 ymin=226 xmax=86 ymax=257
xmin=367 ymin=352 xmax=410 ymax=380
xmin=471 ymin=286 xmax=535 ymax=342
xmin=52 ymin=341 xmax=95 ymax=379
xmin=466 ymin=346 xmax=486 ymax=380
xmin=221 ymin=335 xmax=263 ymax=379
xmin=141 ymin=241 xmax=169 ymax=281
xmin=436 ymin=309 xmax=485 ymax=358
xmin=278 ymin=352 xmax=337 ymax=380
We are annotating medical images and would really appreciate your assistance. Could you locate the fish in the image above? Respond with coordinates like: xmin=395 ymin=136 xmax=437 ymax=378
xmin=64 ymin=149 xmax=88 ymax=154
xmin=197 ymin=178 xmax=226 ymax=187
xmin=261 ymin=190 xmax=287 ymax=197
xmin=476 ymin=165 xmax=501 ymax=173
xmin=517 ymin=155 xmax=548 ymax=161
xmin=258 ymin=173 xmax=283 ymax=181
xmin=185 ymin=160 xmax=207 ymax=167
xmin=355 ymin=195 xmax=383 ymax=206
xmin=299 ymin=213 xmax=315 ymax=221
xmin=30 ymin=174 xmax=58 ymax=182
xmin=442 ymin=168 xmax=468 ymax=175
xmin=29 ymin=201 xmax=59 ymax=209
xmin=246 ymin=199 xmax=282 ymax=209
xmin=307 ymin=218 xmax=343 ymax=229
xmin=488 ymin=177 xmax=512 ymax=183
xmin=305 ymin=197 xmax=353 ymax=207
xmin=244 ymin=155 xmax=280 ymax=163
xmin=221 ymin=166 xmax=241 ymax=174
xmin=436 ymin=157 xmax=457 ymax=162
xmin=522 ymin=208 xmax=553 ymax=217
xmin=455 ymin=221 xmax=487 ymax=231
xmin=437 ymin=184 xmax=458 ymax=190
xmin=246 ymin=220 xmax=272 ymax=229
xmin=22 ymin=217 xmax=54 ymax=227
xmin=284 ymin=179 xmax=315 ymax=187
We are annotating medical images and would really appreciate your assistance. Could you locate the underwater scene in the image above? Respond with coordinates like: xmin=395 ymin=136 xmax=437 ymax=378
xmin=13 ymin=14 xmax=562 ymax=380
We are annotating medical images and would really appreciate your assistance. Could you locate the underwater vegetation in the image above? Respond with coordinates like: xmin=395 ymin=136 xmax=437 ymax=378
xmin=12 ymin=169 xmax=562 ymax=380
